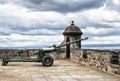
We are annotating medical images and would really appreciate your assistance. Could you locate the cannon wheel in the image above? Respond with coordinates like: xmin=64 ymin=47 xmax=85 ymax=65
xmin=2 ymin=61 xmax=8 ymax=66
xmin=42 ymin=55 xmax=54 ymax=67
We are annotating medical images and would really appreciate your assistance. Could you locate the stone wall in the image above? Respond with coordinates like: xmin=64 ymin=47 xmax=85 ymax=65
xmin=0 ymin=48 xmax=119 ymax=75
xmin=71 ymin=49 xmax=120 ymax=75
xmin=0 ymin=49 xmax=37 ymax=58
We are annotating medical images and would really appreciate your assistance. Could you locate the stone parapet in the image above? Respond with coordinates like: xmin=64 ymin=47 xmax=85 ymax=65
xmin=0 ymin=48 xmax=119 ymax=75
xmin=71 ymin=49 xmax=120 ymax=75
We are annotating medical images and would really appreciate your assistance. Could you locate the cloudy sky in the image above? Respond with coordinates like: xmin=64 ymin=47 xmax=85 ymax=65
xmin=0 ymin=0 xmax=120 ymax=49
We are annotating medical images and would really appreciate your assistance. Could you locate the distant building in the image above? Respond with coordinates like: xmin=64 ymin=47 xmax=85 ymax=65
xmin=62 ymin=21 xmax=83 ymax=48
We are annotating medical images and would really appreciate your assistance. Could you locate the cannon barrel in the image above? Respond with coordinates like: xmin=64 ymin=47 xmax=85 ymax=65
xmin=34 ymin=37 xmax=88 ymax=54
xmin=56 ymin=37 xmax=88 ymax=48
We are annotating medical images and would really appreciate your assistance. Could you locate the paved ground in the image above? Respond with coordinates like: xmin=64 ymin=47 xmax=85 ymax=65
xmin=0 ymin=60 xmax=120 ymax=81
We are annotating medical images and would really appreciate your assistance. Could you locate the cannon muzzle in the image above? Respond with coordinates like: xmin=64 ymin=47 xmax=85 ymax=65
xmin=57 ymin=37 xmax=88 ymax=48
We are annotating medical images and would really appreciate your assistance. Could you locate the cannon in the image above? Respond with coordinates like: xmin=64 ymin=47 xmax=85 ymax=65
xmin=2 ymin=37 xmax=88 ymax=67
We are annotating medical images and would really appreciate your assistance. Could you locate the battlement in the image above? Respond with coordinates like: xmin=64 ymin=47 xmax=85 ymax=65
xmin=70 ymin=49 xmax=120 ymax=75
xmin=0 ymin=48 xmax=119 ymax=75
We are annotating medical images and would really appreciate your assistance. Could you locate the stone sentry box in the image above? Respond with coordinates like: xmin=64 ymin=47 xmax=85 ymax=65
xmin=71 ymin=49 xmax=120 ymax=75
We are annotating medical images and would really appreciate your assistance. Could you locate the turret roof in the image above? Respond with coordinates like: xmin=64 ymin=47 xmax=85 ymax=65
xmin=63 ymin=21 xmax=83 ymax=35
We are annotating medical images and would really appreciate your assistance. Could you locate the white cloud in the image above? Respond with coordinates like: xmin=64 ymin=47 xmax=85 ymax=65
xmin=83 ymin=27 xmax=109 ymax=35
xmin=82 ymin=27 xmax=120 ymax=35
xmin=0 ymin=34 xmax=64 ymax=47
xmin=82 ymin=35 xmax=120 ymax=44
xmin=0 ymin=3 xmax=67 ymax=28
xmin=81 ymin=5 xmax=120 ymax=23
xmin=112 ymin=0 xmax=120 ymax=5
xmin=106 ymin=0 xmax=120 ymax=11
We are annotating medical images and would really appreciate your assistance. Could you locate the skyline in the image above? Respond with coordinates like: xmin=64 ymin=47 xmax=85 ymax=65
xmin=0 ymin=0 xmax=120 ymax=49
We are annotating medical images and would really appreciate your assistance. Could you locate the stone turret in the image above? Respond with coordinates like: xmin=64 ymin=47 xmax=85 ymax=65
xmin=62 ymin=21 xmax=83 ymax=48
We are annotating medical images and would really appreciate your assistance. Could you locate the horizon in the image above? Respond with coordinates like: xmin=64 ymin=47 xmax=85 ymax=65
xmin=0 ymin=43 xmax=119 ymax=50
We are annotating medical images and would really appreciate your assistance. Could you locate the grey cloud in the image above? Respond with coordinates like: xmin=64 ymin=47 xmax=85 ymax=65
xmin=0 ymin=16 xmax=66 ymax=35
xmin=21 ymin=29 xmax=64 ymax=35
xmin=87 ymin=31 xmax=120 ymax=37
xmin=0 ymin=25 xmax=64 ymax=36
xmin=0 ymin=0 xmax=8 ymax=3
xmin=83 ymin=22 xmax=113 ymax=29
xmin=103 ymin=20 xmax=120 ymax=23
xmin=78 ymin=19 xmax=114 ymax=29
xmin=90 ymin=23 xmax=114 ymax=28
xmin=21 ymin=0 xmax=106 ymax=13
xmin=0 ymin=0 xmax=106 ymax=13
xmin=83 ymin=27 xmax=120 ymax=37
xmin=0 ymin=18 xmax=119 ymax=36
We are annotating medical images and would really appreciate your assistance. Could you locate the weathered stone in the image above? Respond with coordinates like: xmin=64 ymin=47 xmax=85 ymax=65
xmin=70 ymin=49 xmax=120 ymax=75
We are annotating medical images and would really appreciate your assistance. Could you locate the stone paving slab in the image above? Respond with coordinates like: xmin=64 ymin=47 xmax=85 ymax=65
xmin=0 ymin=60 xmax=120 ymax=81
